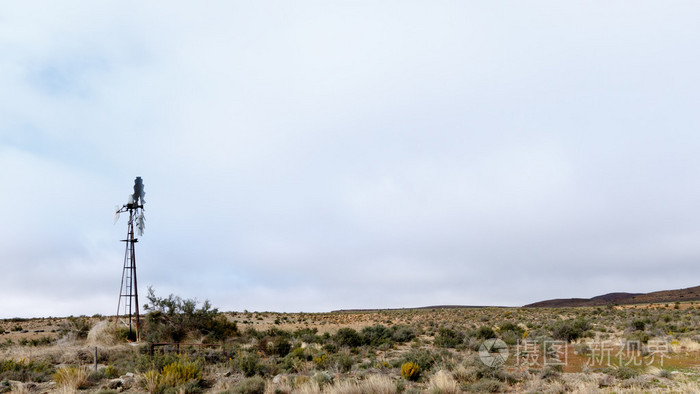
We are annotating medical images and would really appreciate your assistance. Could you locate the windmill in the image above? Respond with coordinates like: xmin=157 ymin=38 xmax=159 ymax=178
xmin=114 ymin=176 xmax=146 ymax=341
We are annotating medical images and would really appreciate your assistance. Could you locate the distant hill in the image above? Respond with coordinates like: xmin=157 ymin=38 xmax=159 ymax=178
xmin=331 ymin=305 xmax=498 ymax=313
xmin=524 ymin=285 xmax=700 ymax=307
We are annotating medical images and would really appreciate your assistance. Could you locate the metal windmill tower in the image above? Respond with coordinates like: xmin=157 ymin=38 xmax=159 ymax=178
xmin=114 ymin=177 xmax=146 ymax=341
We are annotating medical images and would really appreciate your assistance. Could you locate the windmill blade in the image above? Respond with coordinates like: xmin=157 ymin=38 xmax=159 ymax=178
xmin=136 ymin=213 xmax=146 ymax=236
xmin=113 ymin=205 xmax=121 ymax=224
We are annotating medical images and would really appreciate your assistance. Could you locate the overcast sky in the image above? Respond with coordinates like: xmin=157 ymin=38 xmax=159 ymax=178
xmin=2 ymin=2 xmax=700 ymax=318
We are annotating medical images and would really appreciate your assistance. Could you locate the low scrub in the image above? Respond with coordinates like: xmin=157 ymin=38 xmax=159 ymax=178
xmin=0 ymin=359 xmax=55 ymax=382
xmin=138 ymin=356 xmax=203 ymax=393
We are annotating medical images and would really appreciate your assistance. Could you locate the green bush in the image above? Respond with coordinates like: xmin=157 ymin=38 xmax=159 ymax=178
xmin=232 ymin=376 xmax=266 ymax=394
xmin=331 ymin=353 xmax=354 ymax=373
xmin=631 ymin=319 xmax=646 ymax=331
xmin=627 ymin=330 xmax=650 ymax=344
xmin=551 ymin=318 xmax=590 ymax=342
xmin=399 ymin=349 xmax=441 ymax=372
xmin=361 ymin=325 xmax=393 ymax=346
xmin=434 ymin=327 xmax=464 ymax=348
xmin=0 ymin=359 xmax=55 ymax=382
xmin=104 ymin=365 xmax=120 ymax=379
xmin=605 ymin=366 xmax=640 ymax=380
xmin=334 ymin=328 xmax=362 ymax=348
xmin=143 ymin=287 xmax=238 ymax=343
xmin=293 ymin=327 xmax=319 ymax=343
xmin=271 ymin=337 xmax=291 ymax=357
xmin=237 ymin=352 xmax=263 ymax=377
xmin=391 ymin=325 xmax=416 ymax=343
xmin=60 ymin=316 xmax=92 ymax=339
xmin=476 ymin=326 xmax=496 ymax=340
xmin=497 ymin=322 xmax=524 ymax=345
xmin=116 ymin=327 xmax=137 ymax=342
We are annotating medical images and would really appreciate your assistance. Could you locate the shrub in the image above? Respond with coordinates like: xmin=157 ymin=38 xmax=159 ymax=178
xmin=143 ymin=287 xmax=237 ymax=343
xmin=312 ymin=371 xmax=333 ymax=388
xmin=233 ymin=376 xmax=266 ymax=394
xmin=626 ymin=330 xmax=650 ymax=344
xmin=551 ymin=318 xmax=590 ymax=342
xmin=313 ymin=354 xmax=329 ymax=368
xmin=104 ymin=365 xmax=120 ymax=379
xmin=331 ymin=352 xmax=354 ymax=373
xmin=361 ymin=325 xmax=393 ymax=346
xmin=434 ymin=327 xmax=463 ymax=348
xmin=498 ymin=322 xmax=525 ymax=345
xmin=238 ymin=352 xmax=263 ymax=377
xmin=399 ymin=349 xmax=441 ymax=372
xmin=631 ymin=319 xmax=646 ymax=331
xmin=134 ymin=351 xmax=182 ymax=374
xmin=498 ymin=322 xmax=522 ymax=333
xmin=270 ymin=337 xmax=292 ymax=357
xmin=60 ymin=316 xmax=93 ymax=339
xmin=401 ymin=362 xmax=420 ymax=381
xmin=293 ymin=327 xmax=319 ymax=343
xmin=0 ymin=359 xmax=55 ymax=382
xmin=605 ymin=366 xmax=639 ymax=380
xmin=498 ymin=330 xmax=520 ymax=346
xmin=538 ymin=365 xmax=561 ymax=380
xmin=391 ymin=325 xmax=416 ymax=343
xmin=476 ymin=326 xmax=496 ymax=340
xmin=160 ymin=358 xmax=202 ymax=387
xmin=334 ymin=328 xmax=362 ymax=348
xmin=658 ymin=369 xmax=673 ymax=379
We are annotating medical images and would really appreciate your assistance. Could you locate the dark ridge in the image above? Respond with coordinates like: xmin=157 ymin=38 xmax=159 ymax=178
xmin=524 ymin=285 xmax=700 ymax=307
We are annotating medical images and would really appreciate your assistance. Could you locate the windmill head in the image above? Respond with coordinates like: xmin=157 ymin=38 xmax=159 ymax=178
xmin=132 ymin=176 xmax=146 ymax=206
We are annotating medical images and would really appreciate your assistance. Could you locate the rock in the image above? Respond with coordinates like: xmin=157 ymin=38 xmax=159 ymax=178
xmin=107 ymin=379 xmax=124 ymax=389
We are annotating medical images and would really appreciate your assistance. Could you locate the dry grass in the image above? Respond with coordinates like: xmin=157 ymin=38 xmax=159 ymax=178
xmin=452 ymin=364 xmax=478 ymax=383
xmin=85 ymin=320 xmax=118 ymax=346
xmin=427 ymin=370 xmax=459 ymax=394
xmin=322 ymin=375 xmax=396 ymax=394
xmin=325 ymin=380 xmax=362 ymax=394
xmin=139 ymin=370 xmax=161 ymax=394
xmin=12 ymin=382 xmax=32 ymax=394
xmin=296 ymin=380 xmax=322 ymax=394
xmin=359 ymin=374 xmax=396 ymax=394
xmin=53 ymin=365 xmax=90 ymax=391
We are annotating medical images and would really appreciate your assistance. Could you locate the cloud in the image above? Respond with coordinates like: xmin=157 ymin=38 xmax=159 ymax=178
xmin=1 ymin=2 xmax=700 ymax=317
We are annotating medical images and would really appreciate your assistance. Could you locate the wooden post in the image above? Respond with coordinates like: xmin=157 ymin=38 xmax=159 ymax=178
xmin=94 ymin=347 xmax=98 ymax=371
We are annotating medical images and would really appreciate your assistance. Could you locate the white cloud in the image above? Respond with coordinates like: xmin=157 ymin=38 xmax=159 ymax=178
xmin=2 ymin=1 xmax=700 ymax=317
